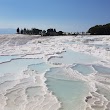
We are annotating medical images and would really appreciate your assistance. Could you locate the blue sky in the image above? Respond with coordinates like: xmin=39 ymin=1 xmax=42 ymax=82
xmin=0 ymin=0 xmax=110 ymax=32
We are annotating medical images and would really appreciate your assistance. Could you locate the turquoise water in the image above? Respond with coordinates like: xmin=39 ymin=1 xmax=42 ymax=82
xmin=0 ymin=58 xmax=43 ymax=74
xmin=45 ymin=67 xmax=89 ymax=110
xmin=45 ymin=67 xmax=72 ymax=80
xmin=0 ymin=55 xmax=20 ymax=63
xmin=72 ymin=64 xmax=94 ymax=75
xmin=28 ymin=63 xmax=50 ymax=73
xmin=46 ymin=78 xmax=88 ymax=110
xmin=93 ymin=65 xmax=110 ymax=74
xmin=50 ymin=50 xmax=100 ymax=64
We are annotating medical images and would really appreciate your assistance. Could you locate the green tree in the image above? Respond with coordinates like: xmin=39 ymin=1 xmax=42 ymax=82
xmin=24 ymin=28 xmax=27 ymax=34
xmin=58 ymin=31 xmax=63 ymax=35
xmin=54 ymin=29 xmax=56 ymax=32
xmin=88 ymin=23 xmax=110 ymax=35
xmin=17 ymin=28 xmax=20 ymax=34
xmin=21 ymin=29 xmax=24 ymax=34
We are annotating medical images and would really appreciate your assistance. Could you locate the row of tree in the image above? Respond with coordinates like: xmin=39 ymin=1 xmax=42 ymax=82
xmin=17 ymin=23 xmax=110 ymax=36
xmin=88 ymin=23 xmax=110 ymax=35
xmin=17 ymin=28 xmax=64 ymax=36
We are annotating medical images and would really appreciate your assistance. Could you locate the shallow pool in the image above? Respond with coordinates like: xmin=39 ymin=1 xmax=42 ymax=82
xmin=0 ymin=55 xmax=20 ymax=63
xmin=93 ymin=65 xmax=110 ymax=75
xmin=28 ymin=63 xmax=50 ymax=73
xmin=50 ymin=50 xmax=100 ymax=65
xmin=0 ymin=58 xmax=43 ymax=74
xmin=45 ymin=67 xmax=89 ymax=110
xmin=72 ymin=64 xmax=94 ymax=75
